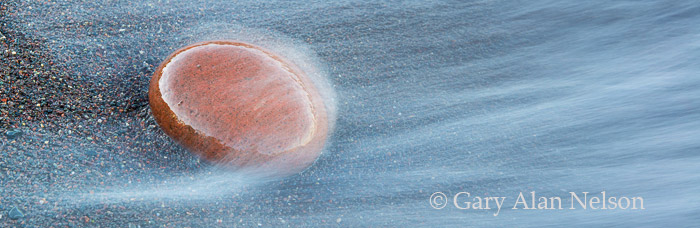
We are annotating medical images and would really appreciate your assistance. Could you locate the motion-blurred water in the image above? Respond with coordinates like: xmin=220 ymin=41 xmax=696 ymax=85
xmin=5 ymin=0 xmax=700 ymax=226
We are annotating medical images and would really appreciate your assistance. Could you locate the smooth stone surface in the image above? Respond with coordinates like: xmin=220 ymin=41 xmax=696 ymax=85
xmin=149 ymin=41 xmax=329 ymax=176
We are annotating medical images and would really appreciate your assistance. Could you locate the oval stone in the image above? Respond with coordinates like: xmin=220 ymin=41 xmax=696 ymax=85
xmin=148 ymin=41 xmax=329 ymax=177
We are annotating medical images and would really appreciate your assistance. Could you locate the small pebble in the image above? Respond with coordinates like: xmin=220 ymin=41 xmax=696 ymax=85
xmin=9 ymin=206 xmax=24 ymax=220
xmin=5 ymin=129 xmax=23 ymax=139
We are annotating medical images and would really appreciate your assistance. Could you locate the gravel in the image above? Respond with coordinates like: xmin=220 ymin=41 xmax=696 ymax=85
xmin=0 ymin=2 xmax=212 ymax=227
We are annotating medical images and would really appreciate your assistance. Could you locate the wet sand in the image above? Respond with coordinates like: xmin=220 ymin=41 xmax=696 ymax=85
xmin=2 ymin=0 xmax=700 ymax=227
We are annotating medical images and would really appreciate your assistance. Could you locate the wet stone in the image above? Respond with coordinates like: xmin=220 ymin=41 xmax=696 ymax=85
xmin=4 ymin=129 xmax=23 ymax=139
xmin=8 ymin=206 xmax=24 ymax=220
xmin=148 ymin=41 xmax=330 ymax=177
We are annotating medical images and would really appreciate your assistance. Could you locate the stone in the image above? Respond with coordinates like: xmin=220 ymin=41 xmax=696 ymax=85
xmin=149 ymin=41 xmax=329 ymax=177
xmin=4 ymin=129 xmax=23 ymax=139
xmin=8 ymin=206 xmax=24 ymax=220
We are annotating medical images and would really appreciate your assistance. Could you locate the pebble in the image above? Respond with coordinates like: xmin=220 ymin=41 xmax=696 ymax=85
xmin=149 ymin=41 xmax=331 ymax=177
xmin=8 ymin=206 xmax=24 ymax=220
xmin=4 ymin=129 xmax=23 ymax=139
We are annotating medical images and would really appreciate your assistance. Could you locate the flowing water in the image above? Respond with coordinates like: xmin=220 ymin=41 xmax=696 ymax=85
xmin=2 ymin=0 xmax=699 ymax=227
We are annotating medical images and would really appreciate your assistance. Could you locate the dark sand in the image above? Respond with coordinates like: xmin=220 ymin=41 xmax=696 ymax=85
xmin=0 ymin=2 xmax=219 ymax=227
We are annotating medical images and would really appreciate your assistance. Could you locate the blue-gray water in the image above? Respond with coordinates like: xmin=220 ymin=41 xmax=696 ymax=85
xmin=3 ymin=0 xmax=700 ymax=227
